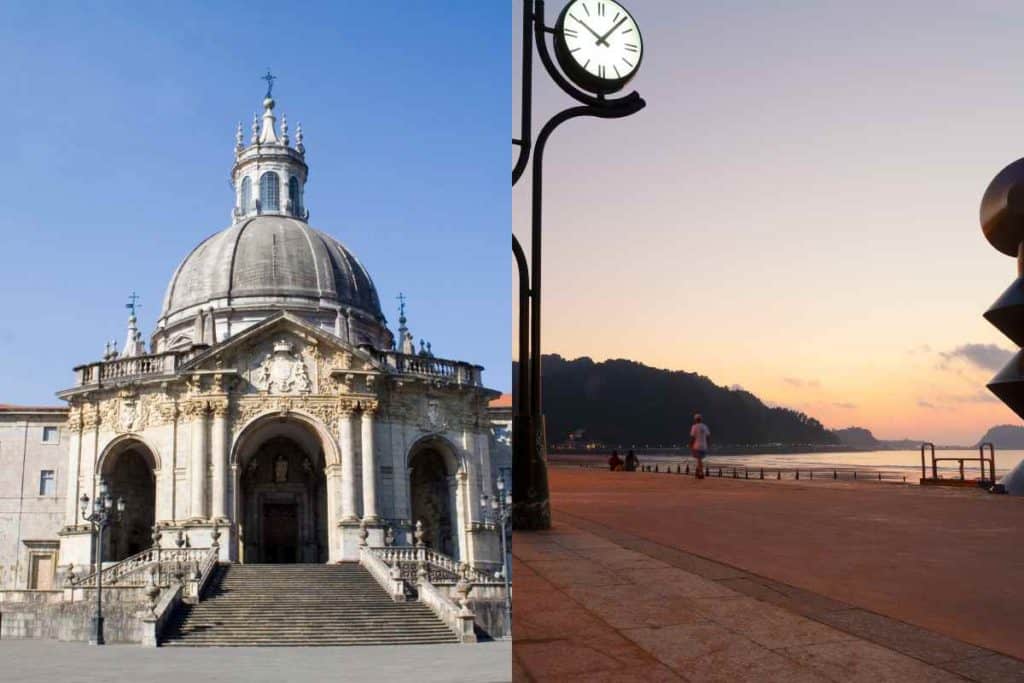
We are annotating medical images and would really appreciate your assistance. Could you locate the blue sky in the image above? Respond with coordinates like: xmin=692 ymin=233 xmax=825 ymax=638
xmin=0 ymin=1 xmax=510 ymax=403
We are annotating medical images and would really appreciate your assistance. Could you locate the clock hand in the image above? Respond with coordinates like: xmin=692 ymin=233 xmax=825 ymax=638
xmin=596 ymin=16 xmax=628 ymax=46
xmin=572 ymin=16 xmax=610 ymax=46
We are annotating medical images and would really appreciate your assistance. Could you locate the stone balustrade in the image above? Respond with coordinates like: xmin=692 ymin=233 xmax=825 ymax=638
xmin=76 ymin=351 xmax=180 ymax=386
xmin=376 ymin=351 xmax=483 ymax=386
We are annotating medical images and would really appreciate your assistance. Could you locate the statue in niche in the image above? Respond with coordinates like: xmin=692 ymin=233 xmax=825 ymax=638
xmin=274 ymin=454 xmax=289 ymax=483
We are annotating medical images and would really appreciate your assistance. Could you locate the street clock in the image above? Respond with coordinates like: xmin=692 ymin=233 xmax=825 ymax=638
xmin=554 ymin=0 xmax=643 ymax=95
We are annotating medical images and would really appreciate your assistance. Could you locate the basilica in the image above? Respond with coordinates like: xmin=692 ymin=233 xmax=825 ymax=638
xmin=0 ymin=86 xmax=507 ymax=644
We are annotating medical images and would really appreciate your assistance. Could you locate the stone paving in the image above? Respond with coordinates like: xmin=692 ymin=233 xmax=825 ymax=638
xmin=512 ymin=468 xmax=1024 ymax=682
xmin=0 ymin=640 xmax=511 ymax=682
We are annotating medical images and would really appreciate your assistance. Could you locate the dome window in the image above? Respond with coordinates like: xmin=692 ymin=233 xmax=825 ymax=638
xmin=240 ymin=176 xmax=252 ymax=214
xmin=260 ymin=172 xmax=280 ymax=212
xmin=289 ymin=176 xmax=301 ymax=216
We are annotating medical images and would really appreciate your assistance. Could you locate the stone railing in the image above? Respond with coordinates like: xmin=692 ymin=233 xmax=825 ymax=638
xmin=417 ymin=575 xmax=476 ymax=643
xmin=370 ymin=546 xmax=500 ymax=585
xmin=76 ymin=351 xmax=179 ymax=386
xmin=69 ymin=546 xmax=216 ymax=591
xmin=375 ymin=351 xmax=482 ymax=386
xmin=359 ymin=545 xmax=407 ymax=601
xmin=361 ymin=545 xmax=479 ymax=643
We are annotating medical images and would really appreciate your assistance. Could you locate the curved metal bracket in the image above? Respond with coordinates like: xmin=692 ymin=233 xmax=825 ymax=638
xmin=513 ymin=1 xmax=534 ymax=186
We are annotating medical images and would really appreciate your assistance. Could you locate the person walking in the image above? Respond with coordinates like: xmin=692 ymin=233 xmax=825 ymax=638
xmin=690 ymin=414 xmax=711 ymax=479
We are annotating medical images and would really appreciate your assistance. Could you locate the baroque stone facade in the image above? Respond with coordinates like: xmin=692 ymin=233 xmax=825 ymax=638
xmin=0 ymin=87 xmax=504 ymax=590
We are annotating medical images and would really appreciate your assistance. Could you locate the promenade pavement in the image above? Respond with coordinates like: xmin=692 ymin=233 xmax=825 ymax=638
xmin=0 ymin=640 xmax=512 ymax=682
xmin=512 ymin=466 xmax=1024 ymax=682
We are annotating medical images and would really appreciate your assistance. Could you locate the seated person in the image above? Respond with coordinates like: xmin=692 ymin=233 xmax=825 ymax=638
xmin=608 ymin=450 xmax=623 ymax=471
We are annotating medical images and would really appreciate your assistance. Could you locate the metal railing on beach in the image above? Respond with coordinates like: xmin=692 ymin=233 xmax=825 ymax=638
xmin=560 ymin=461 xmax=909 ymax=483
xmin=919 ymin=442 xmax=997 ymax=488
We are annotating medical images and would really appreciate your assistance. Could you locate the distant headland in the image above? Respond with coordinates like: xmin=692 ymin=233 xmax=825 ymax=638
xmin=526 ymin=354 xmax=1019 ymax=452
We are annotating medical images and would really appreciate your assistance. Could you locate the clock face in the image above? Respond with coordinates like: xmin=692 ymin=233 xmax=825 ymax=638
xmin=555 ymin=0 xmax=643 ymax=93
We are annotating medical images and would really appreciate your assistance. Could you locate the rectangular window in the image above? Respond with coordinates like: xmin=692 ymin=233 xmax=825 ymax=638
xmin=39 ymin=470 xmax=55 ymax=496
xmin=41 ymin=426 xmax=59 ymax=443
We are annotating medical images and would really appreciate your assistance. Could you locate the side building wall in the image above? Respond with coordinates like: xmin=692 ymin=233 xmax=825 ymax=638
xmin=0 ymin=408 xmax=68 ymax=590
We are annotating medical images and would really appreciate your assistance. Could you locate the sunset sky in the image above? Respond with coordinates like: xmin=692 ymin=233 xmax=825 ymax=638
xmin=513 ymin=1 xmax=1024 ymax=444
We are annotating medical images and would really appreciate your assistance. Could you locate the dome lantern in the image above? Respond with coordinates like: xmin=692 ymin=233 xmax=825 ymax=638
xmin=232 ymin=73 xmax=309 ymax=224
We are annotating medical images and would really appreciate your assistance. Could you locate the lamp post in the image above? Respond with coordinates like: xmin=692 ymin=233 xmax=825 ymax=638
xmin=513 ymin=0 xmax=646 ymax=530
xmin=79 ymin=481 xmax=125 ymax=646
xmin=481 ymin=468 xmax=512 ymax=636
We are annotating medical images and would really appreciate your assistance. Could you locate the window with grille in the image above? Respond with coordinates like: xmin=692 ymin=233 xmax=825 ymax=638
xmin=260 ymin=172 xmax=279 ymax=211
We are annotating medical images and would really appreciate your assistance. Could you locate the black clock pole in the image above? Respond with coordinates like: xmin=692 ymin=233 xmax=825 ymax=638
xmin=512 ymin=0 xmax=645 ymax=531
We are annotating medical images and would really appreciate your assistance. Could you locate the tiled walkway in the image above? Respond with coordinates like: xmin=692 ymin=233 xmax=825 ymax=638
xmin=513 ymin=517 xmax=1023 ymax=682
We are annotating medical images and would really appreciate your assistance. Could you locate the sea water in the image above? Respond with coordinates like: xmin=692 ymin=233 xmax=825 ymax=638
xmin=551 ymin=449 xmax=1023 ymax=482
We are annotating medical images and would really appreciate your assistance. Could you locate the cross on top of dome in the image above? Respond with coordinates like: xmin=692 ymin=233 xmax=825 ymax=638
xmin=262 ymin=69 xmax=276 ymax=98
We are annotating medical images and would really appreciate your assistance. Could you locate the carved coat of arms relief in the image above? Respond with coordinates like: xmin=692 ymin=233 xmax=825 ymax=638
xmin=252 ymin=339 xmax=313 ymax=394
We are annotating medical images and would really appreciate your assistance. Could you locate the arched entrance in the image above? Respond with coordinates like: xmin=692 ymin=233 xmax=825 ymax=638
xmin=100 ymin=440 xmax=157 ymax=562
xmin=235 ymin=417 xmax=329 ymax=563
xmin=409 ymin=438 xmax=459 ymax=558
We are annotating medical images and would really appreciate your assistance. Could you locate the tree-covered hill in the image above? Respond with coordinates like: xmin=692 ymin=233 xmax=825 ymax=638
xmin=519 ymin=355 xmax=838 ymax=447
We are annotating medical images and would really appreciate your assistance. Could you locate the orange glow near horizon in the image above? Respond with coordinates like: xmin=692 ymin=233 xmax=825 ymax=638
xmin=513 ymin=2 xmax=1024 ymax=445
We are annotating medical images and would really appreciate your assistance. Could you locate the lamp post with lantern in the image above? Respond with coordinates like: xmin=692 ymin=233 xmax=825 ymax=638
xmin=481 ymin=468 xmax=512 ymax=635
xmin=79 ymin=481 xmax=125 ymax=646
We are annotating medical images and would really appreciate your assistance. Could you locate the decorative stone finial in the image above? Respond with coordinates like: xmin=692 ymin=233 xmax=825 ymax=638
xmin=146 ymin=567 xmax=161 ymax=614
xmin=295 ymin=122 xmax=304 ymax=154
xmin=281 ymin=114 xmax=289 ymax=146
xmin=250 ymin=113 xmax=259 ymax=144
xmin=211 ymin=521 xmax=221 ymax=550
xmin=414 ymin=520 xmax=425 ymax=547
xmin=258 ymin=92 xmax=279 ymax=145
xmin=175 ymin=529 xmax=185 ymax=549
xmin=358 ymin=520 xmax=369 ymax=547
xmin=235 ymin=121 xmax=244 ymax=152
xmin=151 ymin=523 xmax=162 ymax=548
xmin=384 ymin=526 xmax=395 ymax=547
xmin=122 ymin=292 xmax=145 ymax=357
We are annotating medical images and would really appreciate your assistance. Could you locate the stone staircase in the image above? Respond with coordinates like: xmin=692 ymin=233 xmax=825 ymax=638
xmin=161 ymin=563 xmax=459 ymax=646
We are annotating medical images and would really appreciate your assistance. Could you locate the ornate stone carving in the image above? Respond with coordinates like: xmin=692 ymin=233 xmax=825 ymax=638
xmin=98 ymin=399 xmax=118 ymax=428
xmin=254 ymin=340 xmax=312 ymax=394
xmin=210 ymin=399 xmax=230 ymax=418
xmin=181 ymin=400 xmax=208 ymax=419
xmin=119 ymin=397 xmax=141 ymax=432
xmin=67 ymin=406 xmax=83 ymax=433
xmin=273 ymin=454 xmax=289 ymax=482
xmin=154 ymin=401 xmax=179 ymax=426
xmin=422 ymin=398 xmax=448 ymax=432
xmin=81 ymin=404 xmax=100 ymax=431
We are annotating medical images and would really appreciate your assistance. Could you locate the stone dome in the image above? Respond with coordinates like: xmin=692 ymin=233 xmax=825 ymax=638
xmin=160 ymin=215 xmax=383 ymax=324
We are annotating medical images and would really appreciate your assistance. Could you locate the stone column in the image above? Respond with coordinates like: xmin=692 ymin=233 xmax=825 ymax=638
xmin=210 ymin=399 xmax=229 ymax=521
xmin=189 ymin=401 xmax=209 ymax=520
xmin=339 ymin=409 xmax=358 ymax=522
xmin=360 ymin=408 xmax=379 ymax=523
xmin=63 ymin=410 xmax=83 ymax=527
xmin=325 ymin=463 xmax=343 ymax=561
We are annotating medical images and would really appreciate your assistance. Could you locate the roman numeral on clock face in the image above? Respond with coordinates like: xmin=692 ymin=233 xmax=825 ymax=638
xmin=598 ymin=2 xmax=606 ymax=16
xmin=598 ymin=64 xmax=606 ymax=78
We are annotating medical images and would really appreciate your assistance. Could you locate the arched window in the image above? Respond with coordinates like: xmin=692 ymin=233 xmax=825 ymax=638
xmin=260 ymin=172 xmax=280 ymax=212
xmin=240 ymin=176 xmax=252 ymax=214
xmin=289 ymin=176 xmax=301 ymax=216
